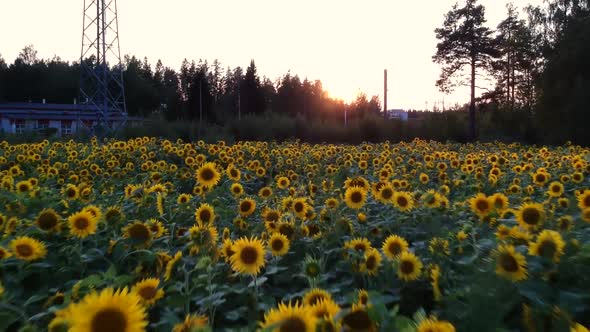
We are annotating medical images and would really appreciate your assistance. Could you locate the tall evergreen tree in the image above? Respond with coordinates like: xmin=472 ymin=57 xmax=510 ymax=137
xmin=433 ymin=0 xmax=497 ymax=140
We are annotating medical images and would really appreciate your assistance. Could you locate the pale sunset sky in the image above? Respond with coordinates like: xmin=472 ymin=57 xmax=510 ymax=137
xmin=1 ymin=0 xmax=542 ymax=110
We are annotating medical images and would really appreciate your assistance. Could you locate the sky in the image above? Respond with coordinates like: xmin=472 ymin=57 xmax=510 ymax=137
xmin=0 ymin=0 xmax=543 ymax=110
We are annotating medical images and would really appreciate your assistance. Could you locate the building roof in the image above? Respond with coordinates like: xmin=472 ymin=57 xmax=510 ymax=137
xmin=0 ymin=103 xmax=142 ymax=121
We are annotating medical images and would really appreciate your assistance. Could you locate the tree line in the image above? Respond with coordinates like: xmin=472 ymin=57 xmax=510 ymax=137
xmin=0 ymin=49 xmax=381 ymax=124
xmin=434 ymin=0 xmax=590 ymax=144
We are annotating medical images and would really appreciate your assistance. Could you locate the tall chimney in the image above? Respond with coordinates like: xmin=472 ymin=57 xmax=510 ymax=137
xmin=384 ymin=69 xmax=387 ymax=118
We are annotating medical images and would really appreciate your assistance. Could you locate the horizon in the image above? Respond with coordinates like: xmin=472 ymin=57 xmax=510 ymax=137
xmin=1 ymin=0 xmax=542 ymax=110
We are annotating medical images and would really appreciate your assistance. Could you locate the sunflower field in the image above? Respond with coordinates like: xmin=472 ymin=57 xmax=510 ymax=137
xmin=1 ymin=137 xmax=590 ymax=332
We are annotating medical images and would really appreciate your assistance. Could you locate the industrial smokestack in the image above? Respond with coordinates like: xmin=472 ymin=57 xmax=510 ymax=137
xmin=383 ymin=69 xmax=388 ymax=118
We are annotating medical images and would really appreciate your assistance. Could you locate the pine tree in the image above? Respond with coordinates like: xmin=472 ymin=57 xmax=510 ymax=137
xmin=433 ymin=0 xmax=498 ymax=140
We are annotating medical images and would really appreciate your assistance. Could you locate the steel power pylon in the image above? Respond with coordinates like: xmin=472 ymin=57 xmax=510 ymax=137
xmin=79 ymin=0 xmax=126 ymax=134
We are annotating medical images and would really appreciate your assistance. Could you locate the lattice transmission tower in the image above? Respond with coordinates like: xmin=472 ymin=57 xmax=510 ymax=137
xmin=79 ymin=0 xmax=126 ymax=132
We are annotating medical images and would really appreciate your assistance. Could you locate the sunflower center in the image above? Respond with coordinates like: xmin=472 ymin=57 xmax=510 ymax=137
xmin=397 ymin=196 xmax=408 ymax=207
xmin=91 ymin=308 xmax=127 ymax=332
xmin=67 ymin=189 xmax=77 ymax=197
xmin=240 ymin=246 xmax=258 ymax=265
xmin=538 ymin=240 xmax=556 ymax=259
xmin=74 ymin=217 xmax=89 ymax=230
xmin=476 ymin=200 xmax=489 ymax=212
xmin=240 ymin=202 xmax=252 ymax=213
xmin=200 ymin=168 xmax=215 ymax=181
xmin=138 ymin=286 xmax=157 ymax=300
xmin=294 ymin=202 xmax=304 ymax=213
xmin=536 ymin=174 xmax=546 ymax=182
xmin=381 ymin=189 xmax=393 ymax=200
xmin=305 ymin=263 xmax=320 ymax=277
xmin=522 ymin=208 xmax=541 ymax=225
xmin=279 ymin=317 xmax=306 ymax=332
xmin=388 ymin=242 xmax=402 ymax=256
xmin=129 ymin=224 xmax=150 ymax=241
xmin=200 ymin=210 xmax=211 ymax=223
xmin=584 ymin=195 xmax=590 ymax=207
xmin=342 ymin=310 xmax=372 ymax=329
xmin=400 ymin=260 xmax=415 ymax=275
xmin=16 ymin=244 xmax=33 ymax=257
xmin=551 ymin=185 xmax=560 ymax=193
xmin=365 ymin=256 xmax=377 ymax=270
xmin=351 ymin=241 xmax=367 ymax=251
xmin=18 ymin=183 xmax=29 ymax=192
xmin=37 ymin=212 xmax=58 ymax=230
xmin=350 ymin=191 xmax=363 ymax=203
xmin=499 ymin=253 xmax=519 ymax=272
xmin=279 ymin=224 xmax=294 ymax=238
xmin=271 ymin=239 xmax=284 ymax=252
xmin=266 ymin=212 xmax=279 ymax=222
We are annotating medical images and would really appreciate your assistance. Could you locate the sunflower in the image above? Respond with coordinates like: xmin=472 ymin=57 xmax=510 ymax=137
xmin=393 ymin=191 xmax=415 ymax=212
xmin=277 ymin=176 xmax=291 ymax=189
xmin=547 ymin=181 xmax=564 ymax=198
xmin=63 ymin=184 xmax=79 ymax=200
xmin=344 ymin=186 xmax=367 ymax=210
xmin=164 ymin=251 xmax=183 ymax=281
xmin=422 ymin=190 xmax=441 ymax=209
xmin=259 ymin=301 xmax=317 ymax=332
xmin=582 ymin=207 xmax=590 ymax=223
xmin=177 ymin=193 xmax=192 ymax=204
xmin=515 ymin=203 xmax=545 ymax=230
xmin=375 ymin=183 xmax=395 ymax=204
xmin=528 ymin=230 xmax=565 ymax=263
xmin=341 ymin=304 xmax=376 ymax=332
xmin=238 ymin=198 xmax=256 ymax=217
xmin=303 ymin=288 xmax=333 ymax=306
xmin=196 ymin=162 xmax=221 ymax=188
xmin=122 ymin=221 xmax=152 ymax=247
xmin=226 ymin=164 xmax=241 ymax=181
xmin=10 ymin=236 xmax=47 ymax=262
xmin=429 ymin=238 xmax=450 ymax=256
xmin=68 ymin=210 xmax=98 ymax=238
xmin=470 ymin=193 xmax=493 ymax=218
xmin=532 ymin=171 xmax=549 ymax=186
xmin=495 ymin=244 xmax=527 ymax=282
xmin=132 ymin=278 xmax=164 ymax=306
xmin=147 ymin=219 xmax=167 ymax=238
xmin=491 ymin=193 xmax=509 ymax=211
xmin=357 ymin=289 xmax=370 ymax=306
xmin=396 ymin=251 xmax=423 ymax=281
xmin=172 ymin=314 xmax=208 ymax=332
xmin=292 ymin=197 xmax=310 ymax=219
xmin=262 ymin=208 xmax=282 ymax=224
xmin=258 ymin=186 xmax=273 ymax=199
xmin=381 ymin=234 xmax=409 ymax=259
xmin=66 ymin=287 xmax=147 ymax=332
xmin=230 ymin=183 xmax=244 ymax=196
xmin=195 ymin=203 xmax=215 ymax=226
xmin=416 ymin=317 xmax=456 ymax=332
xmin=325 ymin=198 xmax=339 ymax=209
xmin=104 ymin=206 xmax=124 ymax=224
xmin=362 ymin=248 xmax=382 ymax=276
xmin=268 ymin=233 xmax=290 ymax=256
xmin=230 ymin=237 xmax=265 ymax=275
xmin=15 ymin=180 xmax=32 ymax=193
xmin=36 ymin=208 xmax=61 ymax=232
xmin=577 ymin=190 xmax=590 ymax=210
xmin=310 ymin=298 xmax=340 ymax=320
xmin=345 ymin=237 xmax=372 ymax=252
xmin=82 ymin=205 xmax=103 ymax=221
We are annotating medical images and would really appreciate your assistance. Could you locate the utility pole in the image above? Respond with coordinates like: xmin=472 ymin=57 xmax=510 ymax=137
xmin=384 ymin=69 xmax=388 ymax=118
